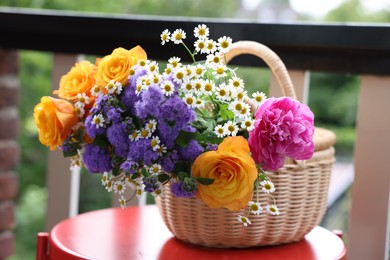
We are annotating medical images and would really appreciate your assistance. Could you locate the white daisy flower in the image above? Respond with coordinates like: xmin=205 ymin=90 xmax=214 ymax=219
xmin=237 ymin=103 xmax=251 ymax=119
xmin=266 ymin=204 xmax=280 ymax=216
xmin=152 ymin=185 xmax=164 ymax=197
xmin=74 ymin=106 xmax=85 ymax=118
xmin=129 ymin=130 xmax=140 ymax=141
xmin=135 ymin=186 xmax=144 ymax=199
xmin=241 ymin=118 xmax=255 ymax=131
xmin=160 ymin=81 xmax=175 ymax=96
xmin=92 ymin=114 xmax=105 ymax=128
xmin=184 ymin=65 xmax=195 ymax=78
xmin=193 ymin=79 xmax=204 ymax=93
xmin=194 ymin=97 xmax=205 ymax=109
xmin=168 ymin=56 xmax=182 ymax=69
xmin=183 ymin=93 xmax=196 ymax=107
xmin=237 ymin=215 xmax=252 ymax=226
xmin=248 ymin=201 xmax=263 ymax=215
xmin=212 ymin=64 xmax=228 ymax=78
xmin=203 ymin=79 xmax=215 ymax=94
xmin=101 ymin=172 xmax=109 ymax=186
xmin=205 ymin=39 xmax=217 ymax=54
xmin=90 ymin=84 xmax=102 ymax=97
xmin=194 ymin=24 xmax=209 ymax=39
xmin=194 ymin=64 xmax=206 ymax=78
xmin=138 ymin=59 xmax=149 ymax=68
xmin=157 ymin=144 xmax=167 ymax=156
xmin=229 ymin=76 xmax=245 ymax=90
xmin=206 ymin=53 xmax=223 ymax=64
xmin=214 ymin=124 xmax=226 ymax=138
xmin=105 ymin=179 xmax=113 ymax=192
xmin=215 ymin=83 xmax=231 ymax=101
xmin=232 ymin=88 xmax=248 ymax=101
xmin=150 ymin=136 xmax=161 ymax=151
xmin=105 ymin=80 xmax=119 ymax=94
xmin=217 ymin=36 xmax=233 ymax=53
xmin=160 ymin=29 xmax=170 ymax=45
xmin=229 ymin=100 xmax=245 ymax=116
xmin=150 ymin=73 xmax=163 ymax=85
xmin=260 ymin=180 xmax=276 ymax=193
xmin=148 ymin=163 xmax=162 ymax=175
xmin=145 ymin=119 xmax=157 ymax=133
xmin=171 ymin=29 xmax=186 ymax=44
xmin=75 ymin=92 xmax=90 ymax=107
xmin=148 ymin=61 xmax=159 ymax=73
xmin=118 ymin=196 xmax=126 ymax=209
xmin=113 ymin=181 xmax=126 ymax=195
xmin=181 ymin=80 xmax=195 ymax=93
xmin=252 ymin=91 xmax=267 ymax=105
xmin=224 ymin=121 xmax=239 ymax=136
xmin=194 ymin=38 xmax=207 ymax=54
xmin=172 ymin=68 xmax=186 ymax=84
xmin=140 ymin=128 xmax=152 ymax=139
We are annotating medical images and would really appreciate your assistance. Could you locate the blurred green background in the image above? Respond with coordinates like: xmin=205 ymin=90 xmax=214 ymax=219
xmin=1 ymin=0 xmax=388 ymax=258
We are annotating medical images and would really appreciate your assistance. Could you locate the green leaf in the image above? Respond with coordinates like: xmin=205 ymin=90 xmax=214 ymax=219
xmin=259 ymin=172 xmax=267 ymax=181
xmin=63 ymin=149 xmax=78 ymax=157
xmin=92 ymin=135 xmax=110 ymax=148
xmin=158 ymin=174 xmax=171 ymax=184
xmin=174 ymin=130 xmax=196 ymax=147
xmin=218 ymin=103 xmax=234 ymax=121
xmin=197 ymin=177 xmax=215 ymax=185
xmin=177 ymin=171 xmax=189 ymax=181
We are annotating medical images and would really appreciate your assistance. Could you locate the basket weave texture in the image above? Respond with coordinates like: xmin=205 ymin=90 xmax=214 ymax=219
xmin=155 ymin=41 xmax=336 ymax=248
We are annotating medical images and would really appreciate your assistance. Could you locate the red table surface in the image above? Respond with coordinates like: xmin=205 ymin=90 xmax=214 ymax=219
xmin=47 ymin=205 xmax=346 ymax=260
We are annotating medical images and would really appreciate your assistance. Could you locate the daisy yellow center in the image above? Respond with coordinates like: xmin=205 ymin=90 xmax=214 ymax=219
xmin=241 ymin=217 xmax=248 ymax=223
xmin=152 ymin=77 xmax=159 ymax=84
xmin=107 ymin=83 xmax=114 ymax=90
xmin=264 ymin=183 xmax=272 ymax=190
xmin=213 ymin=56 xmax=221 ymax=63
xmin=141 ymin=130 xmax=149 ymax=138
xmin=176 ymin=72 xmax=184 ymax=80
xmin=228 ymin=125 xmax=235 ymax=132
xmin=102 ymin=176 xmax=107 ymax=182
xmin=164 ymin=84 xmax=172 ymax=92
xmin=185 ymin=83 xmax=193 ymax=91
xmin=175 ymin=34 xmax=182 ymax=41
xmin=185 ymin=68 xmax=192 ymax=76
xmin=221 ymin=41 xmax=229 ymax=49
xmin=107 ymin=181 xmax=112 ymax=188
xmin=245 ymin=121 xmax=252 ymax=127
xmin=235 ymin=103 xmax=243 ymax=111
xmin=195 ymin=83 xmax=202 ymax=90
xmin=75 ymin=107 xmax=81 ymax=114
xmin=198 ymin=28 xmax=206 ymax=36
xmin=117 ymin=184 xmax=123 ymax=191
xmin=150 ymin=65 xmax=156 ymax=72
xmin=151 ymin=139 xmax=158 ymax=147
xmin=93 ymin=86 xmax=100 ymax=93
xmin=136 ymin=85 xmax=142 ymax=92
xmin=152 ymin=167 xmax=159 ymax=173
xmin=219 ymin=89 xmax=226 ymax=96
xmin=137 ymin=189 xmax=142 ymax=195
xmin=129 ymin=69 xmax=135 ymax=76
xmin=204 ymin=83 xmax=212 ymax=92
xmin=250 ymin=204 xmax=259 ymax=211
xmin=79 ymin=97 xmax=85 ymax=102
xmin=165 ymin=67 xmax=172 ymax=74
xmin=155 ymin=189 xmax=162 ymax=195
xmin=256 ymin=96 xmax=263 ymax=102
xmin=216 ymin=67 xmax=224 ymax=75
xmin=237 ymin=92 xmax=244 ymax=99
xmin=139 ymin=60 xmax=147 ymax=67
xmin=207 ymin=42 xmax=214 ymax=50
xmin=270 ymin=207 xmax=276 ymax=212
xmin=217 ymin=128 xmax=224 ymax=134
xmin=240 ymin=107 xmax=248 ymax=114
xmin=195 ymin=68 xmax=203 ymax=75
xmin=186 ymin=97 xmax=194 ymax=105
xmin=131 ymin=132 xmax=138 ymax=139
xmin=162 ymin=34 xmax=168 ymax=41
xmin=148 ymin=123 xmax=155 ymax=130
xmin=93 ymin=117 xmax=101 ymax=124
xmin=198 ymin=42 xmax=205 ymax=49
xmin=233 ymin=81 xmax=240 ymax=88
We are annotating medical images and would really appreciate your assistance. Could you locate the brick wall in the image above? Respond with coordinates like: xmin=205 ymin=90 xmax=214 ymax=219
xmin=0 ymin=50 xmax=19 ymax=260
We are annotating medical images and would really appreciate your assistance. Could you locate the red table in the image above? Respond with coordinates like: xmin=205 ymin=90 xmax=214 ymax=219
xmin=36 ymin=205 xmax=346 ymax=260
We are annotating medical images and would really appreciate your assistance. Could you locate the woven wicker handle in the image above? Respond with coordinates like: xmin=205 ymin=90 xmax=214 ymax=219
xmin=226 ymin=41 xmax=297 ymax=100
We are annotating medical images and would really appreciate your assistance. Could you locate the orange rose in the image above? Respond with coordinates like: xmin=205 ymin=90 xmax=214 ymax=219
xmin=192 ymin=136 xmax=258 ymax=211
xmin=54 ymin=60 xmax=97 ymax=104
xmin=96 ymin=45 xmax=147 ymax=88
xmin=34 ymin=96 xmax=79 ymax=150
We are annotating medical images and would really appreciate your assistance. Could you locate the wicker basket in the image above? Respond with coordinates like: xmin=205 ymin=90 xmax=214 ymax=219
xmin=155 ymin=41 xmax=336 ymax=248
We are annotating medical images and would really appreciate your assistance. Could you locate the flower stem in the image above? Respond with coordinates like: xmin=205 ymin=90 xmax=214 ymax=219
xmin=181 ymin=42 xmax=197 ymax=63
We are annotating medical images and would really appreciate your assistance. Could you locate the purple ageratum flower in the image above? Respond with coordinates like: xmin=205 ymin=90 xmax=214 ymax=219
xmin=171 ymin=177 xmax=197 ymax=198
xmin=106 ymin=107 xmax=123 ymax=124
xmin=120 ymin=160 xmax=137 ymax=175
xmin=248 ymin=97 xmax=315 ymax=171
xmin=160 ymin=150 xmax=177 ymax=173
xmin=82 ymin=143 xmax=113 ymax=173
xmin=107 ymin=122 xmax=130 ymax=157
xmin=178 ymin=139 xmax=204 ymax=162
xmin=127 ymin=139 xmax=158 ymax=166
xmin=157 ymin=96 xmax=196 ymax=149
xmin=142 ymin=175 xmax=159 ymax=193
xmin=135 ymin=85 xmax=164 ymax=119
xmin=206 ymin=143 xmax=218 ymax=151
xmin=120 ymin=67 xmax=148 ymax=113
xmin=85 ymin=113 xmax=105 ymax=139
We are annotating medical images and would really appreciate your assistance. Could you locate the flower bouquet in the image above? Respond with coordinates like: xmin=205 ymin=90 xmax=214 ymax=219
xmin=34 ymin=24 xmax=336 ymax=248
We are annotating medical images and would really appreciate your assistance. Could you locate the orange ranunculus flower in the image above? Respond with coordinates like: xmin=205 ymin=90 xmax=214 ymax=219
xmin=192 ymin=136 xmax=258 ymax=211
xmin=54 ymin=60 xmax=97 ymax=104
xmin=96 ymin=45 xmax=147 ymax=88
xmin=34 ymin=96 xmax=79 ymax=150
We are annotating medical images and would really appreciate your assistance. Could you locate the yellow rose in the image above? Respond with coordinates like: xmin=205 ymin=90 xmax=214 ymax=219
xmin=96 ymin=45 xmax=147 ymax=88
xmin=34 ymin=96 xmax=78 ymax=150
xmin=192 ymin=136 xmax=258 ymax=211
xmin=54 ymin=60 xmax=97 ymax=104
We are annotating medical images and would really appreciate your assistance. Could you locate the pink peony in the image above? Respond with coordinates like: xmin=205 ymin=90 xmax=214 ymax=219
xmin=248 ymin=97 xmax=315 ymax=171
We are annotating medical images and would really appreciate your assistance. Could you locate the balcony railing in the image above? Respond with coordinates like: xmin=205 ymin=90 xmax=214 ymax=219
xmin=1 ymin=7 xmax=390 ymax=260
